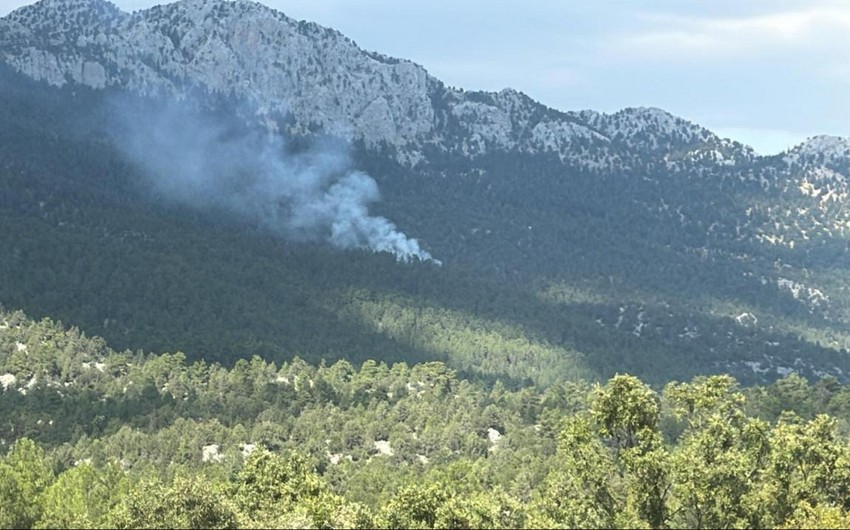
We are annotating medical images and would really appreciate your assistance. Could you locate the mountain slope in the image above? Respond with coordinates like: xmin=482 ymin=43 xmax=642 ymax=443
xmin=1 ymin=0 xmax=849 ymax=385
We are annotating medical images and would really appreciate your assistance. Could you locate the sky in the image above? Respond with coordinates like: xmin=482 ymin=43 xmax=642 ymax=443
xmin=2 ymin=0 xmax=849 ymax=155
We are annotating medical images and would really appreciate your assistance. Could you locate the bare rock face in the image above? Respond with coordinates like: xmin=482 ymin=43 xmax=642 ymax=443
xmin=2 ymin=0 xmax=850 ymax=245
xmin=0 ymin=0 xmax=742 ymax=167
xmin=1 ymin=0 xmax=437 ymax=147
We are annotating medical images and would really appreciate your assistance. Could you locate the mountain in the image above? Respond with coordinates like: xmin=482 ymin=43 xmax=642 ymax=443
xmin=1 ymin=0 xmax=850 ymax=386
xmin=0 ymin=0 xmax=755 ymax=163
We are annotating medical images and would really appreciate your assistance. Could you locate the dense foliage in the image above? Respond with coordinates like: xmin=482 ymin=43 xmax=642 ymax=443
xmin=3 ymin=308 xmax=850 ymax=528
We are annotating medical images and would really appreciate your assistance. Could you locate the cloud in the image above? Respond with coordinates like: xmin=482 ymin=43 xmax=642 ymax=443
xmin=618 ymin=6 xmax=850 ymax=59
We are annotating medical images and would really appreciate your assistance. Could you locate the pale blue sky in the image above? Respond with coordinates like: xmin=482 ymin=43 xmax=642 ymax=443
xmin=3 ymin=0 xmax=849 ymax=154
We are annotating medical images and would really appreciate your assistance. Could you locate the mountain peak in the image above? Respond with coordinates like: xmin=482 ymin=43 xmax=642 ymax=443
xmin=573 ymin=105 xmax=726 ymax=158
xmin=8 ymin=0 xmax=124 ymax=23
xmin=782 ymin=135 xmax=850 ymax=173
xmin=5 ymin=0 xmax=126 ymax=43
xmin=139 ymin=0 xmax=273 ymax=17
xmin=792 ymin=135 xmax=850 ymax=157
xmin=610 ymin=106 xmax=707 ymax=137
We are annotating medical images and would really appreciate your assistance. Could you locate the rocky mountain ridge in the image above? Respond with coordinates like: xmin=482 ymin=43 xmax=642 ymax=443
xmin=0 ymin=0 xmax=786 ymax=167
xmin=4 ymin=0 xmax=848 ymax=184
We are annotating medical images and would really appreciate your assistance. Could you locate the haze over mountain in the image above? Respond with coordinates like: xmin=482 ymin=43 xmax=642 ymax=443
xmin=1 ymin=0 xmax=849 ymax=386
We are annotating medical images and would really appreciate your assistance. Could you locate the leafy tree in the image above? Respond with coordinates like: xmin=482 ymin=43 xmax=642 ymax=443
xmin=231 ymin=447 xmax=374 ymax=528
xmin=433 ymin=488 xmax=527 ymax=529
xmin=36 ymin=462 xmax=127 ymax=529
xmin=783 ymin=501 xmax=850 ymax=529
xmin=756 ymin=414 xmax=850 ymax=526
xmin=0 ymin=461 xmax=26 ymax=529
xmin=619 ymin=430 xmax=670 ymax=529
xmin=665 ymin=377 xmax=769 ymax=528
xmin=107 ymin=474 xmax=237 ymax=529
xmin=382 ymin=483 xmax=448 ymax=529
xmin=0 ymin=438 xmax=54 ymax=528
xmin=591 ymin=374 xmax=659 ymax=453
xmin=535 ymin=415 xmax=629 ymax=528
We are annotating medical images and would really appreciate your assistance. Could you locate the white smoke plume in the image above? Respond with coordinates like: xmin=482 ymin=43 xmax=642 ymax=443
xmin=109 ymin=97 xmax=438 ymax=264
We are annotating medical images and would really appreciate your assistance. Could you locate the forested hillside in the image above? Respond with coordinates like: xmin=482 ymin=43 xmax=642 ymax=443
xmin=3 ymin=307 xmax=850 ymax=528
xmin=2 ymin=1 xmax=850 ymax=526
xmin=1 ymin=62 xmax=848 ymax=389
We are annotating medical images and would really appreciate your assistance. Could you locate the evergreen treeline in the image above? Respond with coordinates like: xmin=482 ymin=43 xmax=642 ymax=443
xmin=3 ymin=307 xmax=850 ymax=528
xmin=1 ymin=63 xmax=848 ymax=388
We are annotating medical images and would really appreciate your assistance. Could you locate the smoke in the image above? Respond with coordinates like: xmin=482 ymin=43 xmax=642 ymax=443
xmin=109 ymin=96 xmax=438 ymax=264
